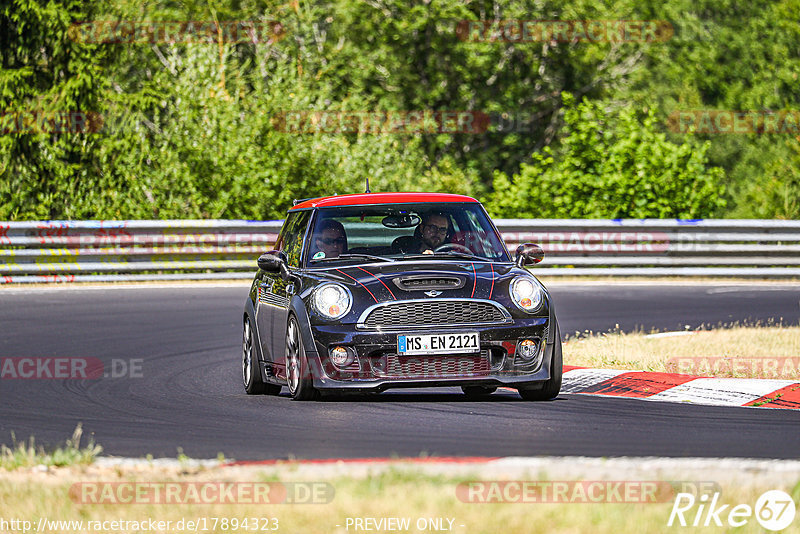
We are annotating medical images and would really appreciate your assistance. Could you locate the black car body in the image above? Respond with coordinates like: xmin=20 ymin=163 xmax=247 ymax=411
xmin=242 ymin=192 xmax=561 ymax=400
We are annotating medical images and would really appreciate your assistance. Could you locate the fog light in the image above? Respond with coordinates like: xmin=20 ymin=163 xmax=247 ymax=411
xmin=517 ymin=339 xmax=538 ymax=360
xmin=372 ymin=356 xmax=386 ymax=374
xmin=329 ymin=346 xmax=354 ymax=368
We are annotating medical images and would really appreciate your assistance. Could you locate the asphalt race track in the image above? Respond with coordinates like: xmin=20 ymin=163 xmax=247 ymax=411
xmin=0 ymin=283 xmax=798 ymax=460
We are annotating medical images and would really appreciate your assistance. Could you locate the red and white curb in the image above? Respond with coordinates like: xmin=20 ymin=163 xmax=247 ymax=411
xmin=561 ymin=366 xmax=800 ymax=409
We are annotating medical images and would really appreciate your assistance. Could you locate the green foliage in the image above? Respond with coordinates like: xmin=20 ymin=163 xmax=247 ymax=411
xmin=732 ymin=137 xmax=800 ymax=219
xmin=487 ymin=94 xmax=726 ymax=218
xmin=0 ymin=0 xmax=798 ymax=220
xmin=0 ymin=0 xmax=117 ymax=219
xmin=625 ymin=0 xmax=800 ymax=216
xmin=0 ymin=424 xmax=102 ymax=469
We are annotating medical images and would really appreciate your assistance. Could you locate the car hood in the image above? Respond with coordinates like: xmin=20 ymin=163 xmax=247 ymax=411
xmin=304 ymin=261 xmax=524 ymax=305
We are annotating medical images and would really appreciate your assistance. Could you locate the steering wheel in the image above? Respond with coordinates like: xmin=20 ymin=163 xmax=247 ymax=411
xmin=433 ymin=243 xmax=472 ymax=254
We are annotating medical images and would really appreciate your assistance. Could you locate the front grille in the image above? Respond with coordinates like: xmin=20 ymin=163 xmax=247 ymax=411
xmin=361 ymin=300 xmax=508 ymax=328
xmin=334 ymin=359 xmax=360 ymax=372
xmin=379 ymin=353 xmax=490 ymax=378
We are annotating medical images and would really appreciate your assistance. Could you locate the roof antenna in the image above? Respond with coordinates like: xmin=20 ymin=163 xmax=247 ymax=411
xmin=365 ymin=177 xmax=371 ymax=194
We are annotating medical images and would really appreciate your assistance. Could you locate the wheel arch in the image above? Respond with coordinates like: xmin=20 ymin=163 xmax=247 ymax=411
xmin=287 ymin=295 xmax=323 ymax=381
xmin=288 ymin=296 xmax=320 ymax=354
xmin=243 ymin=298 xmax=270 ymax=383
xmin=546 ymin=298 xmax=559 ymax=345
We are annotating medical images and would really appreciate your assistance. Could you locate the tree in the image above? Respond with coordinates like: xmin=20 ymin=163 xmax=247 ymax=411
xmin=733 ymin=136 xmax=800 ymax=219
xmin=0 ymin=0 xmax=116 ymax=219
xmin=487 ymin=94 xmax=726 ymax=218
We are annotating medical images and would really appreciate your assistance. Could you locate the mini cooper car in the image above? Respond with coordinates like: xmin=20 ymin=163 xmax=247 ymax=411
xmin=242 ymin=192 xmax=561 ymax=401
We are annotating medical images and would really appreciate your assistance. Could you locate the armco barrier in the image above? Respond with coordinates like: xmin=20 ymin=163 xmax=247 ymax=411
xmin=0 ymin=219 xmax=798 ymax=283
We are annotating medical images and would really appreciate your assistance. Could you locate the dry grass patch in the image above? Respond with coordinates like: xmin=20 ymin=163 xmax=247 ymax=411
xmin=1 ymin=463 xmax=798 ymax=534
xmin=0 ymin=424 xmax=102 ymax=470
xmin=564 ymin=325 xmax=800 ymax=379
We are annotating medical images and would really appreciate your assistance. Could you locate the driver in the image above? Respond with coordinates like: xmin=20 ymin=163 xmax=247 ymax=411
xmin=417 ymin=212 xmax=450 ymax=254
xmin=312 ymin=219 xmax=347 ymax=259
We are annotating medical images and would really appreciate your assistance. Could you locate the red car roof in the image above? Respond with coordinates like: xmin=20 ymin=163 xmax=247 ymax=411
xmin=289 ymin=192 xmax=480 ymax=211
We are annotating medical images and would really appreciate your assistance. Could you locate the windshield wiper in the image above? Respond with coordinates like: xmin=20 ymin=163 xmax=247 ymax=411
xmin=433 ymin=251 xmax=487 ymax=261
xmin=399 ymin=252 xmax=487 ymax=261
xmin=310 ymin=253 xmax=395 ymax=263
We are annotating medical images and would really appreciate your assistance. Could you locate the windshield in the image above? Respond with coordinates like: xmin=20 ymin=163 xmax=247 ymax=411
xmin=303 ymin=202 xmax=510 ymax=266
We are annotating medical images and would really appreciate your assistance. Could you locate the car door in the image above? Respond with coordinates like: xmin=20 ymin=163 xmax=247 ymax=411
xmin=255 ymin=210 xmax=311 ymax=375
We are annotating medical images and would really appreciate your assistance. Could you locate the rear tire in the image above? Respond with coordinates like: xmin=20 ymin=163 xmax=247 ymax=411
xmin=518 ymin=322 xmax=562 ymax=401
xmin=461 ymin=386 xmax=497 ymax=399
xmin=243 ymin=315 xmax=281 ymax=395
xmin=286 ymin=316 xmax=319 ymax=401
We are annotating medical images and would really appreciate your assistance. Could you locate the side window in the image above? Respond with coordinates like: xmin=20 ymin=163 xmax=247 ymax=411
xmin=276 ymin=211 xmax=311 ymax=267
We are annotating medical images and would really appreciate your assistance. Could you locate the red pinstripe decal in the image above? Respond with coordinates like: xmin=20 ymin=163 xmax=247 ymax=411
xmin=578 ymin=372 xmax=699 ymax=398
xmin=356 ymin=267 xmax=396 ymax=300
xmin=489 ymin=263 xmax=495 ymax=299
xmin=336 ymin=268 xmax=378 ymax=303
xmin=744 ymin=383 xmax=800 ymax=409
xmin=470 ymin=263 xmax=476 ymax=298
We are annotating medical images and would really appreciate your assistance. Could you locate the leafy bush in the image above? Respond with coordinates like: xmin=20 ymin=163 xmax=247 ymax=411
xmin=0 ymin=1 xmax=482 ymax=220
xmin=486 ymin=94 xmax=726 ymax=219
xmin=6 ymin=0 xmax=800 ymax=221
xmin=731 ymin=137 xmax=800 ymax=219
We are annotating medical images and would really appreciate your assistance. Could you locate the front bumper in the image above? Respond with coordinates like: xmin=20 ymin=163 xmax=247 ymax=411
xmin=305 ymin=317 xmax=553 ymax=392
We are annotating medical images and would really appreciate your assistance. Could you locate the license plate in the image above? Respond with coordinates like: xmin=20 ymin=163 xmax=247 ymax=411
xmin=397 ymin=332 xmax=480 ymax=355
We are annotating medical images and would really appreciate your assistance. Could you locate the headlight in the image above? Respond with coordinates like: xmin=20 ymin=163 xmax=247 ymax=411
xmin=311 ymin=283 xmax=352 ymax=320
xmin=510 ymin=276 xmax=543 ymax=312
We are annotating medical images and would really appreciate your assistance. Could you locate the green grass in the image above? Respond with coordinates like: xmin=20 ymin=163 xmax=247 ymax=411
xmin=0 ymin=424 xmax=102 ymax=470
xmin=1 ymin=463 xmax=798 ymax=534
xmin=1 ymin=428 xmax=799 ymax=533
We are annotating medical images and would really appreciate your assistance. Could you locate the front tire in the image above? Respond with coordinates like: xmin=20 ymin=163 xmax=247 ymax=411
xmin=286 ymin=315 xmax=319 ymax=401
xmin=243 ymin=315 xmax=281 ymax=395
xmin=518 ymin=322 xmax=562 ymax=401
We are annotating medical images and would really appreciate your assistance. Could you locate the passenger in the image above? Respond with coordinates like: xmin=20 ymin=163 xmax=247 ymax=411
xmin=312 ymin=219 xmax=347 ymax=259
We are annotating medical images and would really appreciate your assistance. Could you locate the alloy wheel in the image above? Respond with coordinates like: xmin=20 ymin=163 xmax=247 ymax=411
xmin=242 ymin=317 xmax=253 ymax=387
xmin=286 ymin=318 xmax=300 ymax=394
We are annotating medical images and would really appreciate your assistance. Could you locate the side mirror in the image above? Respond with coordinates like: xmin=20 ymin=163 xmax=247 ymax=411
xmin=257 ymin=252 xmax=283 ymax=273
xmin=515 ymin=243 xmax=545 ymax=267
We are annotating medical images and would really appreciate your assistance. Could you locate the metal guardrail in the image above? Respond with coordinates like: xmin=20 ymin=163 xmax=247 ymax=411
xmin=0 ymin=219 xmax=799 ymax=283
xmin=497 ymin=219 xmax=800 ymax=277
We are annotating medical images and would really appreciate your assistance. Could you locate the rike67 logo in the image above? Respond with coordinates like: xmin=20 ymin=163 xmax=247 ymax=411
xmin=668 ymin=490 xmax=796 ymax=531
